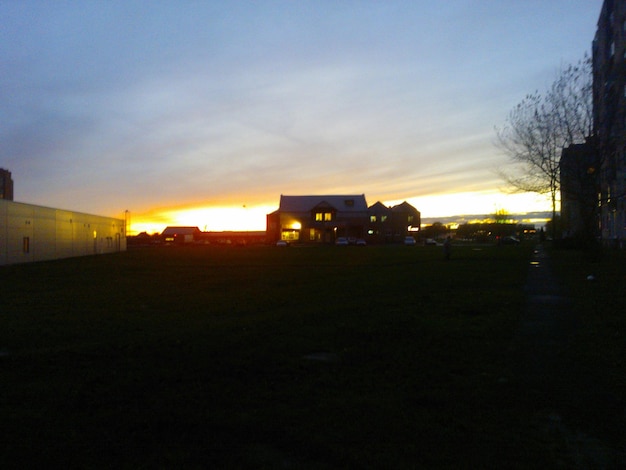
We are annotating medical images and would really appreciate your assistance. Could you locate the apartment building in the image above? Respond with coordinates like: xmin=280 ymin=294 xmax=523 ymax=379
xmin=593 ymin=0 xmax=626 ymax=245
xmin=0 ymin=168 xmax=14 ymax=200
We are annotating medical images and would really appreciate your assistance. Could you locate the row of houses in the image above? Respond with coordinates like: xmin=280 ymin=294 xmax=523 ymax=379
xmin=158 ymin=195 xmax=420 ymax=246
xmin=266 ymin=195 xmax=419 ymax=244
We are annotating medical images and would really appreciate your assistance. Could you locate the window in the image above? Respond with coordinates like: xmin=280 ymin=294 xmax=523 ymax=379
xmin=381 ymin=215 xmax=388 ymax=222
xmin=344 ymin=199 xmax=354 ymax=207
xmin=315 ymin=212 xmax=332 ymax=221
xmin=23 ymin=237 xmax=30 ymax=253
xmin=281 ymin=230 xmax=300 ymax=241
xmin=370 ymin=215 xmax=377 ymax=223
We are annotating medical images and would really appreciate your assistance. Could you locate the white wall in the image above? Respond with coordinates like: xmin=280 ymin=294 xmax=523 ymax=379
xmin=0 ymin=200 xmax=126 ymax=265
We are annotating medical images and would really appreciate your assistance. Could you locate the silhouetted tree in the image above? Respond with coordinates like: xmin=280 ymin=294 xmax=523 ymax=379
xmin=421 ymin=222 xmax=448 ymax=240
xmin=493 ymin=208 xmax=510 ymax=224
xmin=496 ymin=56 xmax=593 ymax=239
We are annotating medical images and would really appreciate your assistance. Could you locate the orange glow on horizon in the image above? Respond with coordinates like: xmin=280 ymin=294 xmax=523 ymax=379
xmin=129 ymin=204 xmax=276 ymax=235
xmin=127 ymin=191 xmax=554 ymax=235
xmin=390 ymin=190 xmax=554 ymax=220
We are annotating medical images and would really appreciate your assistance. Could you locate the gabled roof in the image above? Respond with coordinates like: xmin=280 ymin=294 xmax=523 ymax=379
xmin=368 ymin=201 xmax=392 ymax=214
xmin=391 ymin=201 xmax=420 ymax=215
xmin=279 ymin=195 xmax=368 ymax=212
xmin=161 ymin=226 xmax=201 ymax=236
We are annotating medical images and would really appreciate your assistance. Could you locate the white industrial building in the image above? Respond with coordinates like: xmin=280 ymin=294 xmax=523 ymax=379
xmin=0 ymin=199 xmax=126 ymax=266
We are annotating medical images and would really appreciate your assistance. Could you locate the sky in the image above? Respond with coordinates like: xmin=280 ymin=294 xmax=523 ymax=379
xmin=1 ymin=0 xmax=603 ymax=233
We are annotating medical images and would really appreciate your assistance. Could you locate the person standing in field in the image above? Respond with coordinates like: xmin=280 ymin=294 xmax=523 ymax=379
xmin=443 ymin=236 xmax=452 ymax=260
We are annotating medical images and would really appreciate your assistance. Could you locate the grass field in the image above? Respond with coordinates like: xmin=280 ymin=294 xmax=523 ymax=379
xmin=1 ymin=243 xmax=624 ymax=468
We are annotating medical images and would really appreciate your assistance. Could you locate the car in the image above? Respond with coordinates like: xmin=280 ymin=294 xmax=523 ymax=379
xmin=404 ymin=236 xmax=416 ymax=246
xmin=356 ymin=238 xmax=367 ymax=246
xmin=424 ymin=238 xmax=437 ymax=246
xmin=276 ymin=240 xmax=289 ymax=247
xmin=335 ymin=237 xmax=349 ymax=246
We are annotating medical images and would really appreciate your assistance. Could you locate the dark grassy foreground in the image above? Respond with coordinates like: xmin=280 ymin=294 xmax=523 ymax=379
xmin=0 ymin=244 xmax=624 ymax=468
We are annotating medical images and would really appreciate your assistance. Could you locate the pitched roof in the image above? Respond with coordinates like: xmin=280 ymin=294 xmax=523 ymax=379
xmin=391 ymin=201 xmax=420 ymax=214
xmin=368 ymin=201 xmax=392 ymax=213
xmin=161 ymin=226 xmax=201 ymax=236
xmin=279 ymin=195 xmax=368 ymax=212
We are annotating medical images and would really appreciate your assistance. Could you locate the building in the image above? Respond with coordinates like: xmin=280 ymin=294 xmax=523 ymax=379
xmin=390 ymin=201 xmax=421 ymax=240
xmin=367 ymin=200 xmax=421 ymax=244
xmin=367 ymin=201 xmax=393 ymax=243
xmin=266 ymin=194 xmax=420 ymax=244
xmin=593 ymin=0 xmax=626 ymax=245
xmin=560 ymin=141 xmax=600 ymax=242
xmin=0 ymin=168 xmax=14 ymax=200
xmin=267 ymin=195 xmax=370 ymax=244
xmin=0 ymin=199 xmax=126 ymax=265
xmin=161 ymin=226 xmax=202 ymax=244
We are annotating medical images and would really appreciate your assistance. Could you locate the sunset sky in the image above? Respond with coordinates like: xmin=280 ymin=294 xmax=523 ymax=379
xmin=1 ymin=1 xmax=602 ymax=233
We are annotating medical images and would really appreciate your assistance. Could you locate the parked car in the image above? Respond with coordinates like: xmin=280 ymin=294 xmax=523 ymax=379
xmin=335 ymin=237 xmax=349 ymax=246
xmin=424 ymin=238 xmax=437 ymax=246
xmin=276 ymin=240 xmax=289 ymax=247
xmin=404 ymin=236 xmax=416 ymax=246
xmin=501 ymin=236 xmax=520 ymax=245
xmin=356 ymin=238 xmax=367 ymax=246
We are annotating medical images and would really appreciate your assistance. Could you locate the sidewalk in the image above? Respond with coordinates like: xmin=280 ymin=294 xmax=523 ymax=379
xmin=509 ymin=244 xmax=620 ymax=467
xmin=510 ymin=244 xmax=576 ymax=391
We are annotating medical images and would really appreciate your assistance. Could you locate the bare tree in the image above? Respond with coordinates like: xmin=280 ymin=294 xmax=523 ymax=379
xmin=495 ymin=56 xmax=593 ymax=239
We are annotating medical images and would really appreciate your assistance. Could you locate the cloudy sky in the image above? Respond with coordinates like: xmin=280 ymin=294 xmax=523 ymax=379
xmin=1 ymin=1 xmax=602 ymax=232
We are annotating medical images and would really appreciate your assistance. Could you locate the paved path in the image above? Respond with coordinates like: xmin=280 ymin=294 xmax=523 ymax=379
xmin=510 ymin=244 xmax=623 ymax=468
xmin=511 ymin=244 xmax=576 ymax=392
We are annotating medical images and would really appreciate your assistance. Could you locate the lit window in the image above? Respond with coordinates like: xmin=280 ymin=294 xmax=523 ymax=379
xmin=281 ymin=230 xmax=300 ymax=241
xmin=370 ymin=215 xmax=377 ymax=223
xmin=381 ymin=215 xmax=388 ymax=222
xmin=314 ymin=212 xmax=332 ymax=221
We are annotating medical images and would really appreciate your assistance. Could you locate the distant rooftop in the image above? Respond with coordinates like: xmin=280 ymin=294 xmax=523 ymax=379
xmin=279 ymin=195 xmax=368 ymax=212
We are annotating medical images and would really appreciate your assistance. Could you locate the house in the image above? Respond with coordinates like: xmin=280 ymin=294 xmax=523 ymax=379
xmin=266 ymin=195 xmax=369 ymax=244
xmin=366 ymin=200 xmax=421 ymax=243
xmin=266 ymin=195 xmax=421 ymax=244
xmin=161 ymin=226 xmax=201 ymax=244
xmin=390 ymin=201 xmax=421 ymax=241
xmin=367 ymin=201 xmax=393 ymax=243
